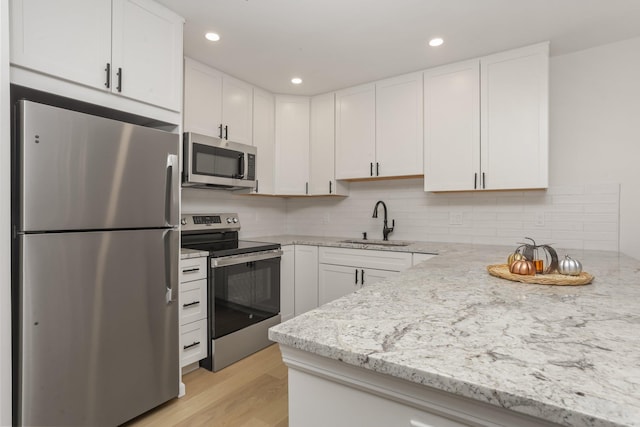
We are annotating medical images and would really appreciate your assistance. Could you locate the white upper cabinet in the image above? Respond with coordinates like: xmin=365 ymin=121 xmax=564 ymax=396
xmin=252 ymin=88 xmax=275 ymax=195
xmin=481 ymin=44 xmax=549 ymax=190
xmin=310 ymin=93 xmax=348 ymax=196
xmin=335 ymin=83 xmax=376 ymax=179
xmin=183 ymin=58 xmax=253 ymax=145
xmin=10 ymin=0 xmax=183 ymax=112
xmin=335 ymin=75 xmax=423 ymax=180
xmin=375 ymin=72 xmax=423 ymax=177
xmin=424 ymin=60 xmax=480 ymax=191
xmin=275 ymin=95 xmax=310 ymax=195
xmin=222 ymin=75 xmax=254 ymax=145
xmin=183 ymin=58 xmax=223 ymax=136
xmin=424 ymin=42 xmax=549 ymax=192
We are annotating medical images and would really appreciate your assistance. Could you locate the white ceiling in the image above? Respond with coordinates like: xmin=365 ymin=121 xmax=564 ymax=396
xmin=156 ymin=0 xmax=640 ymax=96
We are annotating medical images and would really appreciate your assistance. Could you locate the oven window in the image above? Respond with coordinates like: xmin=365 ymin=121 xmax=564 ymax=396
xmin=212 ymin=257 xmax=280 ymax=338
xmin=193 ymin=143 xmax=243 ymax=178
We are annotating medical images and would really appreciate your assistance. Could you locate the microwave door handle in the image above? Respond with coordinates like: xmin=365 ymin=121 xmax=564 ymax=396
xmin=165 ymin=154 xmax=179 ymax=226
xmin=237 ymin=153 xmax=245 ymax=179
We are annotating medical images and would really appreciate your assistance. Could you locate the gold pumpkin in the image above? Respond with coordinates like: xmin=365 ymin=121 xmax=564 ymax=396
xmin=510 ymin=259 xmax=536 ymax=276
xmin=507 ymin=250 xmax=524 ymax=266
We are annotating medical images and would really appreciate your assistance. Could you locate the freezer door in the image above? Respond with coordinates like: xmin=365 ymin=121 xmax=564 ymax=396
xmin=18 ymin=229 xmax=179 ymax=427
xmin=19 ymin=100 xmax=179 ymax=231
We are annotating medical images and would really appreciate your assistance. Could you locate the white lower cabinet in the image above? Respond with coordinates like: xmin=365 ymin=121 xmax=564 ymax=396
xmin=318 ymin=264 xmax=397 ymax=305
xmin=178 ymin=256 xmax=208 ymax=369
xmin=318 ymin=247 xmax=412 ymax=305
xmin=280 ymin=245 xmax=295 ymax=322
xmin=294 ymin=245 xmax=319 ymax=316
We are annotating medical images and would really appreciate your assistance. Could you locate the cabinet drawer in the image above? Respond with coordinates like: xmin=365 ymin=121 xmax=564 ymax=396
xmin=319 ymin=247 xmax=412 ymax=271
xmin=180 ymin=319 xmax=207 ymax=368
xmin=179 ymin=257 xmax=207 ymax=283
xmin=179 ymin=279 xmax=207 ymax=325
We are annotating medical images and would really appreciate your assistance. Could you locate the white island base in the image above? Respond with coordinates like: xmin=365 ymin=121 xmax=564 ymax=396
xmin=281 ymin=345 xmax=559 ymax=427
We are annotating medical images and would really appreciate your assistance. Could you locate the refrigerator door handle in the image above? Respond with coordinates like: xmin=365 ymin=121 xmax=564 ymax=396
xmin=165 ymin=154 xmax=179 ymax=226
xmin=164 ymin=230 xmax=177 ymax=305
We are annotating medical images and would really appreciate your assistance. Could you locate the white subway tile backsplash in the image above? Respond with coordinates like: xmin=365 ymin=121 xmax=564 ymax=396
xmin=285 ymin=179 xmax=620 ymax=252
xmin=181 ymin=179 xmax=620 ymax=253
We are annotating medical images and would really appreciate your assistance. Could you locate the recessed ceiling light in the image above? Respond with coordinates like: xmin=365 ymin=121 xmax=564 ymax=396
xmin=428 ymin=38 xmax=444 ymax=47
xmin=205 ymin=32 xmax=220 ymax=42
xmin=291 ymin=77 xmax=302 ymax=85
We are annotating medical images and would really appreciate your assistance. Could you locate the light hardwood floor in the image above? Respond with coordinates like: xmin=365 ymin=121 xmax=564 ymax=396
xmin=123 ymin=344 xmax=288 ymax=427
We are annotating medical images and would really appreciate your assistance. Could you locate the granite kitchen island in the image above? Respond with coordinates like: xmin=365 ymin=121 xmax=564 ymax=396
xmin=268 ymin=242 xmax=640 ymax=427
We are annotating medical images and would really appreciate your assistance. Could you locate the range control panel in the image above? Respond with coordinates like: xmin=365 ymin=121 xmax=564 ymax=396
xmin=180 ymin=213 xmax=240 ymax=231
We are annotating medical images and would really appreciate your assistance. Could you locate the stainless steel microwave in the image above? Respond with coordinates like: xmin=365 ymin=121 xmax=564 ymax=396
xmin=183 ymin=132 xmax=256 ymax=190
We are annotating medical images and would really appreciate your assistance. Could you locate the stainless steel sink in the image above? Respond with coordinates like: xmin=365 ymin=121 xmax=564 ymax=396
xmin=339 ymin=239 xmax=411 ymax=247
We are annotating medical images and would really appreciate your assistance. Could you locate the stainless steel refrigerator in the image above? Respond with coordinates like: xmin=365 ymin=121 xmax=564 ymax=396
xmin=14 ymin=100 xmax=180 ymax=426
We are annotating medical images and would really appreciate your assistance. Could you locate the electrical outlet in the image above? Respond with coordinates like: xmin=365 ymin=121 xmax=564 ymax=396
xmin=323 ymin=213 xmax=331 ymax=224
xmin=535 ymin=212 xmax=545 ymax=227
xmin=449 ymin=212 xmax=463 ymax=226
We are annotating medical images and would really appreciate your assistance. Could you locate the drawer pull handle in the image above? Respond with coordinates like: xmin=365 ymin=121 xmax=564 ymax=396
xmin=183 ymin=301 xmax=200 ymax=308
xmin=183 ymin=341 xmax=200 ymax=350
xmin=182 ymin=268 xmax=200 ymax=273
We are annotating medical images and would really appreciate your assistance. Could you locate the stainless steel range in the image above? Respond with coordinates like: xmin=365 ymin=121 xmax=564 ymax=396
xmin=180 ymin=213 xmax=282 ymax=371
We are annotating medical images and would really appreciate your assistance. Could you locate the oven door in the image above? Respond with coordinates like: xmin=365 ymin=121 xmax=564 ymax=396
xmin=210 ymin=250 xmax=282 ymax=339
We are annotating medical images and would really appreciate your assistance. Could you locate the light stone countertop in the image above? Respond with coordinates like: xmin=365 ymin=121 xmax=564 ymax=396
xmin=263 ymin=236 xmax=640 ymax=427
xmin=180 ymin=248 xmax=208 ymax=259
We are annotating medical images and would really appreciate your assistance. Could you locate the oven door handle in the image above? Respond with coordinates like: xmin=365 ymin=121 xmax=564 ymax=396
xmin=211 ymin=249 xmax=283 ymax=268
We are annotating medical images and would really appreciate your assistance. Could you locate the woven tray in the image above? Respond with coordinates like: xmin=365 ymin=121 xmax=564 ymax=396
xmin=487 ymin=264 xmax=594 ymax=286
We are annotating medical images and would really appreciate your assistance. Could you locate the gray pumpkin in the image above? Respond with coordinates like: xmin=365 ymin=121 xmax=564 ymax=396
xmin=558 ymin=255 xmax=583 ymax=276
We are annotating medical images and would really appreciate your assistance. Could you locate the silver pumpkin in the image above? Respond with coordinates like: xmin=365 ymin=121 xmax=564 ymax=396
xmin=558 ymin=255 xmax=583 ymax=276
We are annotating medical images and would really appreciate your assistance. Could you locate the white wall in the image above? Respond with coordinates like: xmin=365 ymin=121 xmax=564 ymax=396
xmin=549 ymin=36 xmax=640 ymax=259
xmin=1 ymin=0 xmax=12 ymax=424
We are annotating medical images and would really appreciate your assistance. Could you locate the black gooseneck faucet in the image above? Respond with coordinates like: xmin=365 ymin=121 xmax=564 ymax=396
xmin=372 ymin=200 xmax=395 ymax=241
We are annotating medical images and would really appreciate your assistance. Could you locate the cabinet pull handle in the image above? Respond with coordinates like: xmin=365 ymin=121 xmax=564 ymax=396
xmin=482 ymin=172 xmax=486 ymax=189
xmin=410 ymin=421 xmax=435 ymax=427
xmin=183 ymin=341 xmax=201 ymax=350
xmin=305 ymin=182 xmax=309 ymax=195
xmin=224 ymin=125 xmax=229 ymax=140
xmin=474 ymin=173 xmax=478 ymax=190
xmin=255 ymin=179 xmax=259 ymax=193
xmin=218 ymin=124 xmax=223 ymax=139
xmin=183 ymin=301 xmax=200 ymax=308
xmin=355 ymin=269 xmax=358 ymax=284
xmin=116 ymin=67 xmax=122 ymax=92
xmin=361 ymin=269 xmax=365 ymax=285
xmin=329 ymin=181 xmax=332 ymax=194
xmin=370 ymin=162 xmax=373 ymax=177
xmin=104 ymin=63 xmax=111 ymax=88
xmin=376 ymin=162 xmax=379 ymax=176
xmin=182 ymin=267 xmax=200 ymax=273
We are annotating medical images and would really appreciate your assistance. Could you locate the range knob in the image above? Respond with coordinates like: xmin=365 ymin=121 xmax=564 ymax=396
xmin=180 ymin=218 xmax=187 ymax=225
xmin=226 ymin=218 xmax=233 ymax=224
xmin=232 ymin=218 xmax=238 ymax=223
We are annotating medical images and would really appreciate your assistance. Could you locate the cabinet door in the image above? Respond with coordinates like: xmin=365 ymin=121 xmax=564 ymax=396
xmin=318 ymin=264 xmax=358 ymax=305
xmin=481 ymin=43 xmax=549 ymax=190
xmin=112 ymin=0 xmax=183 ymax=111
xmin=252 ymin=88 xmax=275 ymax=194
xmin=360 ymin=268 xmax=398 ymax=287
xmin=294 ymin=245 xmax=318 ymax=316
xmin=275 ymin=95 xmax=310 ymax=195
xmin=222 ymin=75 xmax=253 ymax=145
xmin=10 ymin=0 xmax=112 ymax=90
xmin=280 ymin=245 xmax=295 ymax=322
xmin=184 ymin=58 xmax=223 ymax=136
xmin=309 ymin=93 xmax=336 ymax=195
xmin=335 ymin=83 xmax=376 ymax=179
xmin=423 ymin=60 xmax=480 ymax=192
xmin=375 ymin=73 xmax=423 ymax=177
